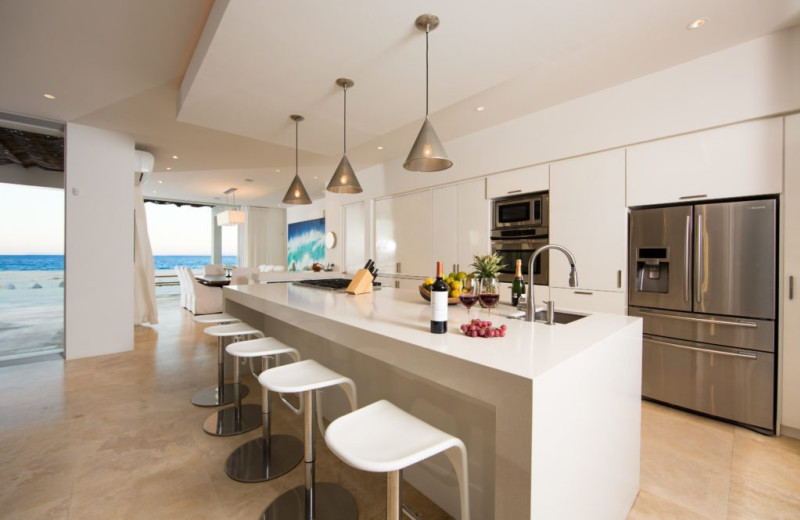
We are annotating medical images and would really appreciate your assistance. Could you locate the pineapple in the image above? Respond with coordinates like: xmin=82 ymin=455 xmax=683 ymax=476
xmin=469 ymin=253 xmax=507 ymax=279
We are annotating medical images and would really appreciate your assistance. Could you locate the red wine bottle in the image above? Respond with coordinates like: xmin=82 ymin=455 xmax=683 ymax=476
xmin=430 ymin=261 xmax=448 ymax=334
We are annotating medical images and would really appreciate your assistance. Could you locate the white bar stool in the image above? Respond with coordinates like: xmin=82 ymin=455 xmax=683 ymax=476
xmin=201 ymin=322 xmax=265 ymax=436
xmin=224 ymin=337 xmax=304 ymax=482
xmin=191 ymin=313 xmax=244 ymax=407
xmin=258 ymin=359 xmax=358 ymax=520
xmin=325 ymin=400 xmax=470 ymax=520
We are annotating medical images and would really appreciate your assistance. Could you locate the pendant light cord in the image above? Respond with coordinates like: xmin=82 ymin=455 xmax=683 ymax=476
xmin=295 ymin=119 xmax=299 ymax=176
xmin=425 ymin=23 xmax=430 ymax=117
xmin=343 ymin=85 xmax=347 ymax=154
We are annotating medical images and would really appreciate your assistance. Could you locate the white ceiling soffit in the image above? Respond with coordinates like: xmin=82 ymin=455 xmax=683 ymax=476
xmin=177 ymin=0 xmax=800 ymax=160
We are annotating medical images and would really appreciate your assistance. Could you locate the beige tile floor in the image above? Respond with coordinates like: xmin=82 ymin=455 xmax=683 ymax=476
xmin=1 ymin=300 xmax=799 ymax=519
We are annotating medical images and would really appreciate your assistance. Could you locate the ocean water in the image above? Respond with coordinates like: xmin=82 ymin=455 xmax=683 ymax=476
xmin=0 ymin=255 xmax=238 ymax=271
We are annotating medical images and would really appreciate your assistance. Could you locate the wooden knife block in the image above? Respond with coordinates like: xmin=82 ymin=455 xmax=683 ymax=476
xmin=346 ymin=269 xmax=374 ymax=295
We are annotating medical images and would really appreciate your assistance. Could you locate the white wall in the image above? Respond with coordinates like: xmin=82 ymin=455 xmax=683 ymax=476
xmin=65 ymin=123 xmax=135 ymax=359
xmin=0 ymin=163 xmax=64 ymax=189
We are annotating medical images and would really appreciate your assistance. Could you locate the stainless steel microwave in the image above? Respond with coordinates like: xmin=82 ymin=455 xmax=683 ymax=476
xmin=492 ymin=193 xmax=548 ymax=230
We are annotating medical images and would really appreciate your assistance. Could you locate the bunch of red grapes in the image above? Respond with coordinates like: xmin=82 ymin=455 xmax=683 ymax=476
xmin=460 ymin=319 xmax=507 ymax=338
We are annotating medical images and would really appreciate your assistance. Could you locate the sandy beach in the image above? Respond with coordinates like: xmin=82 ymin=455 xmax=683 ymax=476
xmin=0 ymin=269 xmax=182 ymax=361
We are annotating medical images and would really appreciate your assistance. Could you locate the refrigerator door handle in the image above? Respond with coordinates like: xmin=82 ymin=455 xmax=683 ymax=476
xmin=637 ymin=308 xmax=758 ymax=328
xmin=695 ymin=214 xmax=703 ymax=304
xmin=684 ymin=215 xmax=691 ymax=302
xmin=645 ymin=336 xmax=758 ymax=360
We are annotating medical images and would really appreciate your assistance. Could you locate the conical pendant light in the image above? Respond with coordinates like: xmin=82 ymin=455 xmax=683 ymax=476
xmin=404 ymin=14 xmax=452 ymax=172
xmin=282 ymin=115 xmax=312 ymax=205
xmin=327 ymin=78 xmax=363 ymax=194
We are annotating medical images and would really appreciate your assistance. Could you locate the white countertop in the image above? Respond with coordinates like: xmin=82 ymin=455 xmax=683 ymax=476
xmin=225 ymin=283 xmax=640 ymax=381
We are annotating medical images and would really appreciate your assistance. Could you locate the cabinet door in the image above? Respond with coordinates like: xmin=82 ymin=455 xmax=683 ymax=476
xmin=343 ymin=202 xmax=366 ymax=274
xmin=457 ymin=179 xmax=490 ymax=271
xmin=626 ymin=118 xmax=783 ymax=207
xmin=486 ymin=164 xmax=549 ymax=199
xmin=432 ymin=185 xmax=459 ymax=272
xmin=550 ymin=149 xmax=626 ymax=293
xmin=783 ymin=114 xmax=800 ymax=430
xmin=374 ymin=191 xmax=432 ymax=277
xmin=550 ymin=288 xmax=626 ymax=315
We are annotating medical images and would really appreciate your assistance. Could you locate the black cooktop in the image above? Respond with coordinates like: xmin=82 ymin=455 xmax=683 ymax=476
xmin=293 ymin=278 xmax=381 ymax=292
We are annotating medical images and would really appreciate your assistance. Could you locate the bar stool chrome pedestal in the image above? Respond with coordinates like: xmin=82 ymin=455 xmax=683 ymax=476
xmin=258 ymin=359 xmax=358 ymax=520
xmin=201 ymin=322 xmax=264 ymax=436
xmin=191 ymin=314 xmax=247 ymax=407
xmin=224 ymin=337 xmax=304 ymax=482
xmin=326 ymin=399 xmax=470 ymax=520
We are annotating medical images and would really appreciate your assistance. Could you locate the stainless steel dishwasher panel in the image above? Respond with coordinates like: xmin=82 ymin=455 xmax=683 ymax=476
xmin=642 ymin=334 xmax=775 ymax=431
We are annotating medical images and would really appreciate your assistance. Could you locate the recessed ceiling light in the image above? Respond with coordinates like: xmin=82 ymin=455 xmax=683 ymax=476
xmin=313 ymin=176 xmax=318 ymax=179
xmin=687 ymin=18 xmax=707 ymax=30
xmin=172 ymin=155 xmax=179 ymax=159
xmin=166 ymin=167 xmax=172 ymax=171
xmin=275 ymin=169 xmax=281 ymax=173
xmin=158 ymin=180 xmax=163 ymax=184
xmin=43 ymin=94 xmax=55 ymax=100
xmin=377 ymin=146 xmax=384 ymax=150
xmin=476 ymin=106 xmax=485 ymax=112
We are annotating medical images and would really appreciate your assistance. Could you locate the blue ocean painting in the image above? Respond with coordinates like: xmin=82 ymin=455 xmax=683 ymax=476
xmin=287 ymin=218 xmax=325 ymax=271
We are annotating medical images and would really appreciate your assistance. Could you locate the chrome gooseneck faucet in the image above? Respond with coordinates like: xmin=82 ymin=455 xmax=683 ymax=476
xmin=525 ymin=245 xmax=579 ymax=322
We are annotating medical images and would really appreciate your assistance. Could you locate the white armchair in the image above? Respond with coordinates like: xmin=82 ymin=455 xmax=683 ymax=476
xmin=204 ymin=264 xmax=225 ymax=276
xmin=230 ymin=267 xmax=258 ymax=285
xmin=187 ymin=269 xmax=223 ymax=315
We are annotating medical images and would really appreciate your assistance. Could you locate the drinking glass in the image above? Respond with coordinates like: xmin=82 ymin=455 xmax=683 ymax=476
xmin=458 ymin=277 xmax=478 ymax=318
xmin=479 ymin=277 xmax=500 ymax=316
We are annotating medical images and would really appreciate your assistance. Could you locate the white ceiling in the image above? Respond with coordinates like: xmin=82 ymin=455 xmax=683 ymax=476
xmin=1 ymin=0 xmax=799 ymax=207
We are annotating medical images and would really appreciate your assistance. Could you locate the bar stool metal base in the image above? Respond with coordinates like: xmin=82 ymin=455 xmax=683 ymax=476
xmin=259 ymin=483 xmax=358 ymax=520
xmin=225 ymin=435 xmax=303 ymax=483
xmin=202 ymin=404 xmax=262 ymax=436
xmin=191 ymin=383 xmax=249 ymax=407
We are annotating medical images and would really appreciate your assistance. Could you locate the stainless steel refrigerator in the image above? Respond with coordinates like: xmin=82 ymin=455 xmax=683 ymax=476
xmin=628 ymin=198 xmax=777 ymax=432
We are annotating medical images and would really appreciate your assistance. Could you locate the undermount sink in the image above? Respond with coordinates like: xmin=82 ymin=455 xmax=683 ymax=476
xmin=533 ymin=310 xmax=588 ymax=325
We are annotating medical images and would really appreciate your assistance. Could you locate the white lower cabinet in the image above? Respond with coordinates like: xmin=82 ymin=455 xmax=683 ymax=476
xmin=550 ymin=288 xmax=626 ymax=315
xmin=500 ymin=282 xmax=549 ymax=307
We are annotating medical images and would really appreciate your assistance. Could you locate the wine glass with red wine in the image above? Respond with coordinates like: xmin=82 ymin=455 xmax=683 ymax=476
xmin=479 ymin=277 xmax=500 ymax=316
xmin=458 ymin=277 xmax=478 ymax=318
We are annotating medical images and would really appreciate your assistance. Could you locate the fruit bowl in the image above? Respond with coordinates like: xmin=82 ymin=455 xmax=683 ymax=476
xmin=418 ymin=285 xmax=460 ymax=305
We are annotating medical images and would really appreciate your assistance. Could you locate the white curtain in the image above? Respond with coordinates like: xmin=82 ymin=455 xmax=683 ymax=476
xmin=133 ymin=174 xmax=158 ymax=324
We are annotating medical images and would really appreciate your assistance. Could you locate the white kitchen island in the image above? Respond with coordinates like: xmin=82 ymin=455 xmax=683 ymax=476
xmin=223 ymin=283 xmax=642 ymax=520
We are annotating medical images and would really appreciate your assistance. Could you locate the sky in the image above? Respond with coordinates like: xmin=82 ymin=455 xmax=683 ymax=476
xmin=0 ymin=183 xmax=236 ymax=255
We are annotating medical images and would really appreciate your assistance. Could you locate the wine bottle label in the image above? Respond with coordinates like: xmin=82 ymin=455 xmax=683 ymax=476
xmin=431 ymin=291 xmax=448 ymax=322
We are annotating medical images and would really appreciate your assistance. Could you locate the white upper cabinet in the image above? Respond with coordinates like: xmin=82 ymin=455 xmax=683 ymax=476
xmin=550 ymin=149 xmax=627 ymax=295
xmin=457 ymin=179 xmax=490 ymax=271
xmin=342 ymin=201 xmax=366 ymax=274
xmin=626 ymin=118 xmax=783 ymax=207
xmin=486 ymin=164 xmax=549 ymax=199
xmin=374 ymin=190 xmax=432 ymax=276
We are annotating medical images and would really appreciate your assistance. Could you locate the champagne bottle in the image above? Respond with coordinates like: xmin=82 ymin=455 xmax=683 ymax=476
xmin=430 ymin=261 xmax=448 ymax=334
xmin=511 ymin=259 xmax=525 ymax=307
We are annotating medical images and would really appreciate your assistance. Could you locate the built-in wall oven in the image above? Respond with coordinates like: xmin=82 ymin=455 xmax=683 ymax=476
xmin=491 ymin=193 xmax=549 ymax=285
